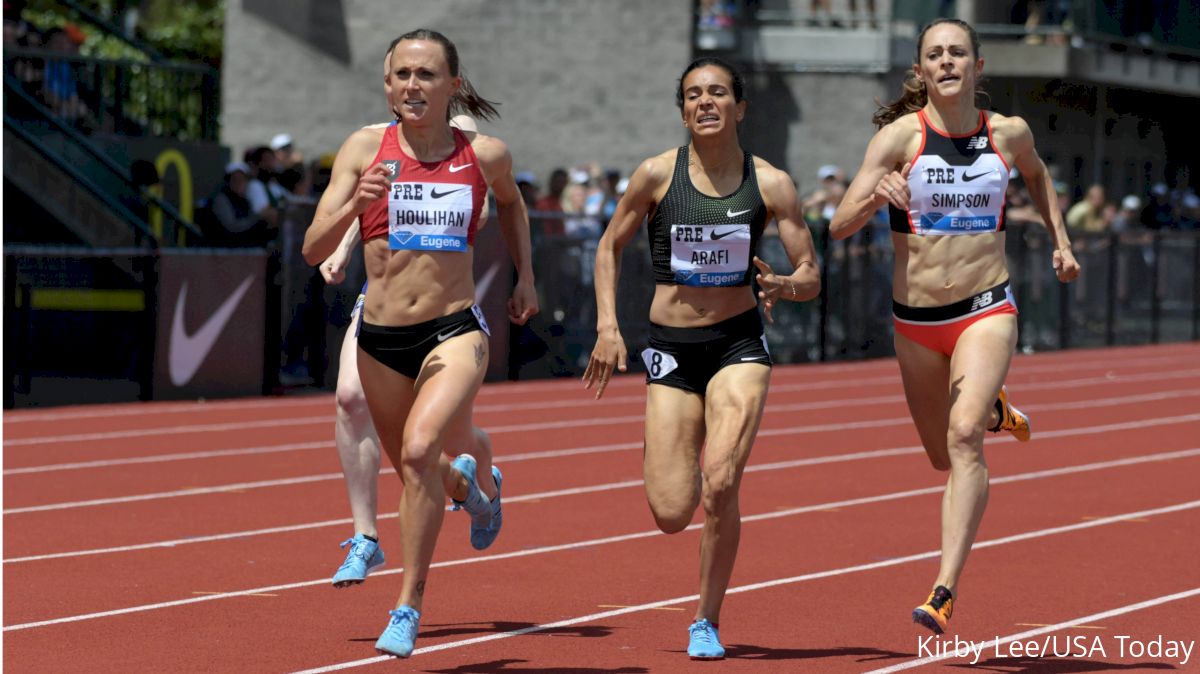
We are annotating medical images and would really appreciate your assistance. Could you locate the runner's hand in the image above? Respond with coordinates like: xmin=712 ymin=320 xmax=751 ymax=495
xmin=874 ymin=161 xmax=912 ymax=210
xmin=352 ymin=162 xmax=391 ymax=214
xmin=583 ymin=330 xmax=627 ymax=399
xmin=320 ymin=250 xmax=349 ymax=284
xmin=1053 ymin=247 xmax=1081 ymax=283
xmin=753 ymin=256 xmax=785 ymax=325
xmin=507 ymin=279 xmax=539 ymax=325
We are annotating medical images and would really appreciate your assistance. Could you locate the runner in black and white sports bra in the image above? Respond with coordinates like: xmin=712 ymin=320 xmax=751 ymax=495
xmin=830 ymin=18 xmax=1079 ymax=638
xmin=584 ymin=57 xmax=820 ymax=661
xmin=641 ymin=145 xmax=773 ymax=393
xmin=888 ymin=108 xmax=1019 ymax=356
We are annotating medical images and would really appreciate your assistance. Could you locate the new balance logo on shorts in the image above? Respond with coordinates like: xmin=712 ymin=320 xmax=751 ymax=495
xmin=970 ymin=291 xmax=995 ymax=312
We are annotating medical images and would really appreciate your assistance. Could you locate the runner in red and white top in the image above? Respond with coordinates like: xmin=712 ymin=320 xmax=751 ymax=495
xmin=303 ymin=28 xmax=538 ymax=659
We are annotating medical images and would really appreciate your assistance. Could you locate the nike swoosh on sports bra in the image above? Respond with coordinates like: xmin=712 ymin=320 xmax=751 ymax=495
xmin=890 ymin=110 xmax=1010 ymax=235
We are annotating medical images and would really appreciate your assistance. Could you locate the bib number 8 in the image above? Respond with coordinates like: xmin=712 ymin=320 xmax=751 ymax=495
xmin=641 ymin=348 xmax=679 ymax=380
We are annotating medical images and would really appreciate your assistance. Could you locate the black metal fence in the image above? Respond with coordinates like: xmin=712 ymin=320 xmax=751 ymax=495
xmin=513 ymin=214 xmax=1200 ymax=380
xmin=4 ymin=47 xmax=219 ymax=141
xmin=6 ymin=215 xmax=1198 ymax=406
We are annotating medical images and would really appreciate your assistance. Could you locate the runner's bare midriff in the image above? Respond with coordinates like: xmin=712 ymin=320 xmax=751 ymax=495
xmin=650 ymin=284 xmax=758 ymax=327
xmin=362 ymin=237 xmax=475 ymax=326
xmin=893 ymin=231 xmax=1008 ymax=306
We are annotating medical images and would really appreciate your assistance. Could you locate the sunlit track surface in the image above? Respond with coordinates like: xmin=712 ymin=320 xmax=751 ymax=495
xmin=4 ymin=342 xmax=1199 ymax=673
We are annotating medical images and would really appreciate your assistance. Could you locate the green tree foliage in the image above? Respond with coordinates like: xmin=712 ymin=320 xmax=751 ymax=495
xmin=23 ymin=0 xmax=223 ymax=65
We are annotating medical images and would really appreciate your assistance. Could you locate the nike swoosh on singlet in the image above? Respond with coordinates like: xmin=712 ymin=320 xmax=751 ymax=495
xmin=726 ymin=208 xmax=752 ymax=218
xmin=961 ymin=170 xmax=993 ymax=182
xmin=430 ymin=187 xmax=468 ymax=199
xmin=168 ymin=276 xmax=255 ymax=387
xmin=448 ymin=163 xmax=473 ymax=173
xmin=710 ymin=228 xmax=741 ymax=240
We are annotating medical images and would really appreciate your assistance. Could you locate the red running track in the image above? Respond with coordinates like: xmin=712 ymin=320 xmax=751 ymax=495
xmin=4 ymin=342 xmax=1200 ymax=673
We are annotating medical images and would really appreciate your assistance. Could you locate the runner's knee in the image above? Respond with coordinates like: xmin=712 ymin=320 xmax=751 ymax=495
xmin=647 ymin=489 xmax=698 ymax=534
xmin=335 ymin=378 xmax=369 ymax=420
xmin=701 ymin=460 xmax=739 ymax=514
xmin=946 ymin=417 xmax=985 ymax=456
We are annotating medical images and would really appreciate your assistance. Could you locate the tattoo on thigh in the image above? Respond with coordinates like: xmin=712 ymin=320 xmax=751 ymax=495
xmin=415 ymin=580 xmax=426 ymax=597
xmin=474 ymin=342 xmax=485 ymax=369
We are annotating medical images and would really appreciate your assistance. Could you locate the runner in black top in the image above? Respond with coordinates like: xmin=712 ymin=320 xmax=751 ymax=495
xmin=583 ymin=57 xmax=820 ymax=660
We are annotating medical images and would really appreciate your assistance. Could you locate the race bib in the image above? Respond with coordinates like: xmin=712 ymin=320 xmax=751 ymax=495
xmin=388 ymin=181 xmax=473 ymax=252
xmin=471 ymin=304 xmax=491 ymax=337
xmin=669 ymin=224 xmax=750 ymax=287
xmin=641 ymin=348 xmax=679 ymax=380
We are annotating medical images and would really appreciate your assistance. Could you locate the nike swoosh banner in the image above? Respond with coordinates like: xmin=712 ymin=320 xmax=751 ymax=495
xmin=154 ymin=249 xmax=269 ymax=399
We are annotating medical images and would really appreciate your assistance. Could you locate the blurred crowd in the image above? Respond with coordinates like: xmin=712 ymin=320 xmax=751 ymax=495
xmin=4 ymin=6 xmax=94 ymax=127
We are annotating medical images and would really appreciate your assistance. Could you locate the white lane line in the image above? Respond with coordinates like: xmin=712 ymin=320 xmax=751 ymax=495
xmin=7 ymin=412 xmax=1198 ymax=516
xmin=286 ymin=500 xmax=1200 ymax=673
xmin=3 ymin=441 xmax=331 ymax=476
xmin=5 ymin=449 xmax=1199 ymax=631
xmin=8 ymin=363 xmax=1199 ymax=448
xmin=2 ymin=416 xmax=334 ymax=447
xmin=862 ymin=588 xmax=1200 ymax=673
xmin=10 ymin=386 xmax=1200 ymax=476
xmin=5 ymin=350 xmax=1196 ymax=427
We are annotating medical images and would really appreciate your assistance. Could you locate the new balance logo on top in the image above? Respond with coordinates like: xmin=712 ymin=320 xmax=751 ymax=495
xmin=969 ymin=291 xmax=995 ymax=311
xmin=966 ymin=137 xmax=989 ymax=150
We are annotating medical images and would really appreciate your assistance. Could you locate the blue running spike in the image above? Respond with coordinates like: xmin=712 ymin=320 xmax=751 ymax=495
xmin=331 ymin=534 xmax=384 ymax=588
xmin=687 ymin=619 xmax=725 ymax=659
xmin=375 ymin=606 xmax=421 ymax=658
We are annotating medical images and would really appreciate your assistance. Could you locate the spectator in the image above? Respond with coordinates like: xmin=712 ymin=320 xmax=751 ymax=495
xmin=243 ymin=145 xmax=287 ymax=216
xmin=563 ymin=183 xmax=600 ymax=239
xmin=1066 ymin=183 xmax=1110 ymax=235
xmin=534 ymin=167 xmax=568 ymax=237
xmin=585 ymin=168 xmax=622 ymax=230
xmin=276 ymin=164 xmax=314 ymax=205
xmin=1141 ymin=183 xmax=1175 ymax=230
xmin=1053 ymin=180 xmax=1070 ymax=220
xmin=271 ymin=132 xmax=304 ymax=169
xmin=40 ymin=25 xmax=89 ymax=123
xmin=1111 ymin=195 xmax=1141 ymax=233
xmin=515 ymin=171 xmax=539 ymax=210
xmin=1004 ymin=174 xmax=1041 ymax=224
xmin=311 ymin=153 xmax=336 ymax=195
xmin=209 ymin=161 xmax=278 ymax=247
xmin=1181 ymin=194 xmax=1200 ymax=230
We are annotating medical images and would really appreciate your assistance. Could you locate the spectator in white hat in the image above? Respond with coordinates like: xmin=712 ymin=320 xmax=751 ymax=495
xmin=270 ymin=132 xmax=304 ymax=169
xmin=1111 ymin=195 xmax=1141 ymax=233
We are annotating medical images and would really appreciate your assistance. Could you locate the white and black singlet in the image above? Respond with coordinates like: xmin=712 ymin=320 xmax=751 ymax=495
xmin=891 ymin=110 xmax=1010 ymax=235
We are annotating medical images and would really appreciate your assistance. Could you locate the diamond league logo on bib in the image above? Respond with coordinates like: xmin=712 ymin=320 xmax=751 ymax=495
xmin=389 ymin=181 xmax=473 ymax=251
